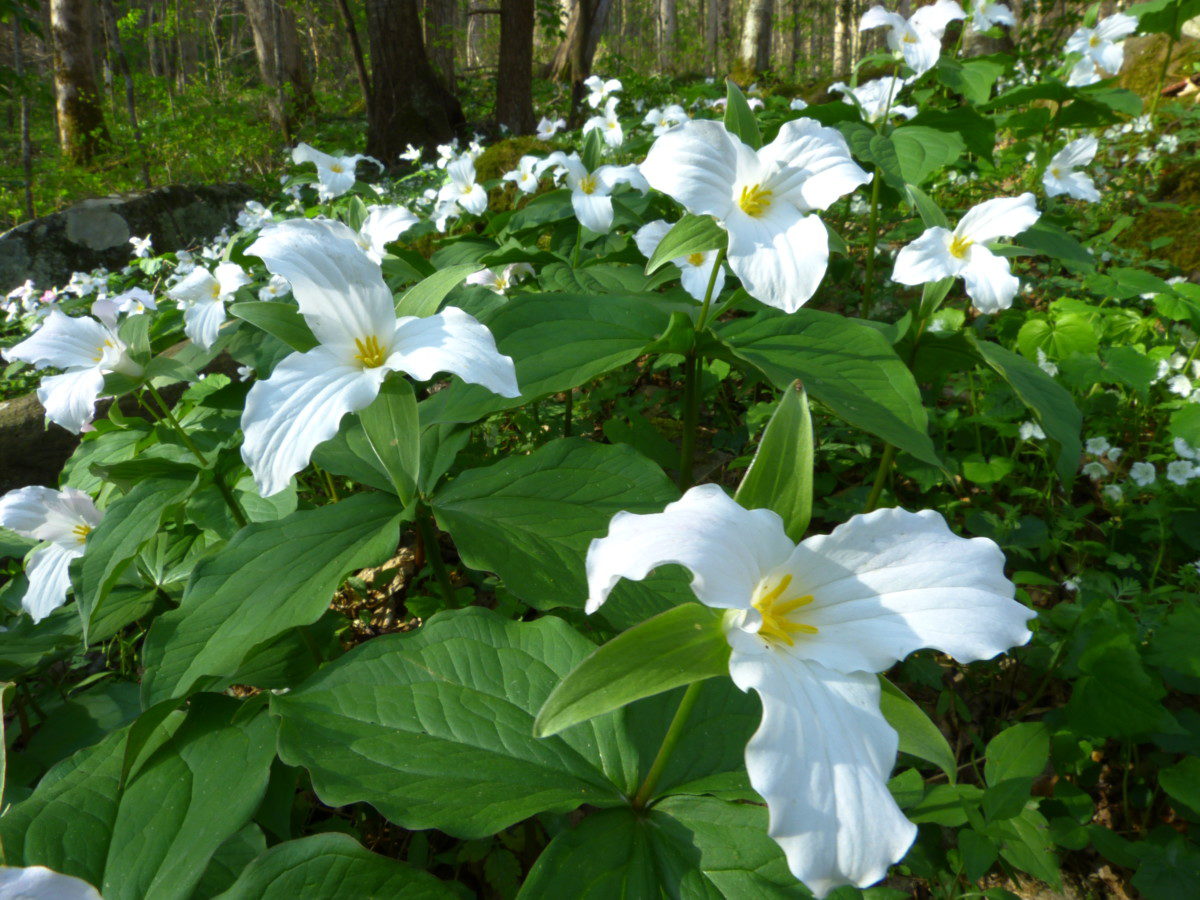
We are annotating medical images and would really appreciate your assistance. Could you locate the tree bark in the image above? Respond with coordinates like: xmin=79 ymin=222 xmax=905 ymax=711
xmin=738 ymin=0 xmax=773 ymax=79
xmin=99 ymin=0 xmax=151 ymax=188
xmin=365 ymin=0 xmax=464 ymax=163
xmin=705 ymin=0 xmax=718 ymax=75
xmin=549 ymin=0 xmax=613 ymax=117
xmin=657 ymin=0 xmax=677 ymax=73
xmin=425 ymin=0 xmax=457 ymax=92
xmin=334 ymin=0 xmax=372 ymax=108
xmin=50 ymin=0 xmax=108 ymax=164
xmin=11 ymin=16 xmax=34 ymax=219
xmin=497 ymin=0 xmax=535 ymax=134
xmin=243 ymin=0 xmax=316 ymax=140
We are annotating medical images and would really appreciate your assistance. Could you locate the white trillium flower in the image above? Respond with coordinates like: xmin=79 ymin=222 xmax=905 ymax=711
xmin=259 ymin=274 xmax=292 ymax=302
xmin=465 ymin=263 xmax=535 ymax=295
xmin=67 ymin=271 xmax=102 ymax=298
xmin=0 ymin=486 xmax=103 ymax=622
xmin=860 ymin=0 xmax=966 ymax=76
xmin=583 ymin=75 xmax=622 ymax=108
xmin=585 ymin=485 xmax=1033 ymax=897
xmin=643 ymin=104 xmax=689 ymax=136
xmin=241 ymin=219 xmax=519 ymax=496
xmin=437 ymin=156 xmax=489 ymax=216
xmin=502 ymin=155 xmax=544 ymax=194
xmin=400 ymin=143 xmax=423 ymax=163
xmin=1043 ymin=137 xmax=1101 ymax=202
xmin=0 ymin=866 xmax=103 ymax=900
xmin=3 ymin=310 xmax=142 ymax=433
xmin=238 ymin=200 xmax=275 ymax=230
xmin=540 ymin=151 xmax=648 ymax=234
xmin=94 ymin=287 xmax=156 ymax=323
xmin=291 ymin=142 xmax=381 ymax=197
xmin=1065 ymin=13 xmax=1138 ymax=79
xmin=536 ymin=116 xmax=566 ymax=140
xmin=789 ymin=97 xmax=810 ymax=111
xmin=634 ymin=219 xmax=726 ymax=301
xmin=355 ymin=205 xmax=420 ymax=262
xmin=583 ymin=96 xmax=624 ymax=148
xmin=830 ymin=77 xmax=917 ymax=123
xmin=167 ymin=262 xmax=252 ymax=350
xmin=129 ymin=233 xmax=153 ymax=258
xmin=892 ymin=193 xmax=1040 ymax=313
xmin=968 ymin=0 xmax=1015 ymax=31
xmin=640 ymin=118 xmax=871 ymax=313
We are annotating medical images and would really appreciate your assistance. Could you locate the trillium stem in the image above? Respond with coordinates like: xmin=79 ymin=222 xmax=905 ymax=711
xmin=631 ymin=680 xmax=704 ymax=811
xmin=571 ymin=222 xmax=585 ymax=268
xmin=416 ymin=510 xmax=456 ymax=607
xmin=678 ymin=249 xmax=727 ymax=490
xmin=1148 ymin=34 xmax=1176 ymax=124
xmin=862 ymin=169 xmax=883 ymax=319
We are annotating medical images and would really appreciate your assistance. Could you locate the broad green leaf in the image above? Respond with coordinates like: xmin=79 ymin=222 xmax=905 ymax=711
xmin=1147 ymin=603 xmax=1200 ymax=678
xmin=723 ymin=78 xmax=762 ymax=149
xmin=984 ymin=723 xmax=1049 ymax=787
xmin=1158 ymin=757 xmax=1200 ymax=812
xmin=229 ymin=301 xmax=318 ymax=353
xmin=394 ymin=263 xmax=480 ymax=318
xmin=73 ymin=472 xmax=197 ymax=643
xmin=735 ymin=381 xmax=813 ymax=542
xmin=141 ymin=493 xmax=405 ymax=705
xmin=539 ymin=262 xmax=654 ymax=294
xmin=195 ymin=824 xmax=266 ymax=898
xmin=271 ymin=609 xmax=637 ymax=838
xmin=430 ymin=438 xmax=681 ymax=611
xmin=906 ymin=184 xmax=950 ymax=230
xmin=721 ymin=310 xmax=940 ymax=467
xmin=880 ymin=677 xmax=957 ymax=781
xmin=359 ymin=376 xmax=420 ymax=504
xmin=891 ymin=125 xmax=965 ymax=186
xmin=420 ymin=293 xmax=674 ymax=426
xmin=1010 ymin=221 xmax=1096 ymax=272
xmin=1129 ymin=0 xmax=1200 ymax=37
xmin=1017 ymin=315 xmax=1099 ymax=360
xmin=936 ymin=56 xmax=1007 ymax=104
xmin=214 ymin=833 xmax=455 ymax=899
xmin=1067 ymin=629 xmax=1171 ymax=738
xmin=535 ymin=603 xmax=730 ymax=738
xmin=645 ymin=215 xmax=728 ymax=275
xmin=968 ymin=337 xmax=1082 ymax=484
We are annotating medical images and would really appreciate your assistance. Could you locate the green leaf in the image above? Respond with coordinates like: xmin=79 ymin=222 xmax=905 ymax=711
xmin=1159 ymin=757 xmax=1200 ymax=812
xmin=1011 ymin=221 xmax=1096 ymax=273
xmin=534 ymin=603 xmax=730 ymax=738
xmin=358 ymin=376 xmax=420 ymax=504
xmin=880 ymin=677 xmax=957 ymax=781
xmin=271 ymin=609 xmax=636 ymax=838
xmin=721 ymin=310 xmax=940 ymax=468
xmin=735 ymin=380 xmax=813 ymax=542
xmin=229 ymin=302 xmax=318 ymax=353
xmin=968 ymin=337 xmax=1082 ymax=484
xmin=195 ymin=824 xmax=266 ymax=898
xmin=890 ymin=125 xmax=965 ymax=186
xmin=74 ymin=471 xmax=198 ymax=643
xmin=1068 ymin=629 xmax=1171 ymax=738
xmin=723 ymin=79 xmax=762 ymax=149
xmin=936 ymin=57 xmax=1007 ymax=104
xmin=645 ymin=215 xmax=728 ymax=275
xmin=1017 ymin=315 xmax=1099 ymax=360
xmin=985 ymin=723 xmax=1049 ymax=787
xmin=420 ymin=293 xmax=673 ymax=426
xmin=430 ymin=438 xmax=681 ymax=611
xmin=906 ymin=184 xmax=950 ymax=230
xmin=1128 ymin=0 xmax=1200 ymax=39
xmin=394 ymin=263 xmax=480 ymax=318
xmin=140 ymin=493 xmax=405 ymax=705
xmin=215 ymin=833 xmax=455 ymax=899
xmin=1147 ymin=603 xmax=1200 ymax=678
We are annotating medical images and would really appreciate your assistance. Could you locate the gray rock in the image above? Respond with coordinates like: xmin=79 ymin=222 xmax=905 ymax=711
xmin=0 ymin=183 xmax=258 ymax=292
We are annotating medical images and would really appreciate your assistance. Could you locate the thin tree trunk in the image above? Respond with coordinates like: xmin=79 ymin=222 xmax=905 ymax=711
xmin=705 ymin=0 xmax=718 ymax=75
xmin=365 ymin=0 xmax=464 ymax=162
xmin=12 ymin=16 xmax=34 ymax=219
xmin=100 ymin=0 xmax=151 ymax=188
xmin=334 ymin=0 xmax=372 ymax=108
xmin=657 ymin=0 xmax=677 ymax=73
xmin=738 ymin=0 xmax=772 ymax=79
xmin=50 ymin=0 xmax=108 ymax=164
xmin=425 ymin=0 xmax=457 ymax=92
xmin=497 ymin=0 xmax=535 ymax=134
xmin=244 ymin=0 xmax=316 ymax=140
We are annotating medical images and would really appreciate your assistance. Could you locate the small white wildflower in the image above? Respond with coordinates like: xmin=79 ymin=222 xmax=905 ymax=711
xmin=1175 ymin=438 xmax=1199 ymax=460
xmin=1085 ymin=436 xmax=1111 ymax=456
xmin=1062 ymin=578 xmax=1080 ymax=592
xmin=1129 ymin=461 xmax=1156 ymax=487
xmin=1167 ymin=460 xmax=1198 ymax=486
xmin=1036 ymin=348 xmax=1058 ymax=376
xmin=1082 ymin=460 xmax=1109 ymax=481
xmin=1102 ymin=484 xmax=1124 ymax=502
xmin=1168 ymin=374 xmax=1193 ymax=396
xmin=1019 ymin=420 xmax=1046 ymax=441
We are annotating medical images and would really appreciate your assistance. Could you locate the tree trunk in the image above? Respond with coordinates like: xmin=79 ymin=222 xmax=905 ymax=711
xmin=705 ymin=0 xmax=718 ymax=75
xmin=12 ymin=16 xmax=34 ymax=219
xmin=99 ymin=0 xmax=151 ymax=188
xmin=738 ymin=0 xmax=772 ymax=80
xmin=657 ymin=0 xmax=677 ymax=73
xmin=334 ymin=0 xmax=372 ymax=108
xmin=243 ymin=0 xmax=316 ymax=140
xmin=425 ymin=0 xmax=457 ymax=92
xmin=365 ymin=0 xmax=464 ymax=162
xmin=549 ymin=0 xmax=613 ymax=118
xmin=497 ymin=0 xmax=535 ymax=134
xmin=50 ymin=0 xmax=108 ymax=164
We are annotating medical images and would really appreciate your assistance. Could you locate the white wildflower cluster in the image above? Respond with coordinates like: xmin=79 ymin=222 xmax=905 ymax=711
xmin=1064 ymin=12 xmax=1137 ymax=87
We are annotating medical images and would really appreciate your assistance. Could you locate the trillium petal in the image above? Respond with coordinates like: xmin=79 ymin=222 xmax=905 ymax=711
xmin=957 ymin=193 xmax=1040 ymax=243
xmin=23 ymin=542 xmax=81 ymax=622
xmin=458 ymin=183 xmax=490 ymax=215
xmin=902 ymin=31 xmax=945 ymax=75
xmin=0 ymin=865 xmax=103 ymax=900
xmin=215 ymin=262 xmax=251 ymax=297
xmin=962 ymin=245 xmax=1021 ymax=313
xmin=0 ymin=486 xmax=61 ymax=538
xmin=1094 ymin=41 xmax=1126 ymax=77
xmin=909 ymin=0 xmax=965 ymax=38
xmin=363 ymin=205 xmax=419 ymax=257
xmin=585 ymin=483 xmax=794 ymax=614
xmin=241 ymin=347 xmax=385 ymax=496
xmin=167 ymin=267 xmax=218 ymax=305
xmin=727 ymin=208 xmax=829 ymax=313
xmin=1067 ymin=57 xmax=1102 ymax=87
xmin=1052 ymin=136 xmax=1098 ymax=170
xmin=318 ymin=164 xmax=356 ymax=197
xmin=183 ymin=297 xmax=227 ymax=350
xmin=679 ymin=255 xmax=725 ymax=301
xmin=634 ymin=219 xmax=672 ymax=259
xmin=762 ymin=119 xmax=872 ymax=212
xmin=38 ymin=368 xmax=107 ymax=434
xmin=387 ymin=307 xmax=519 ymax=398
xmin=891 ymin=227 xmax=959 ymax=285
xmin=1095 ymin=12 xmax=1137 ymax=42
xmin=1049 ymin=170 xmax=1100 ymax=203
xmin=641 ymin=120 xmax=739 ymax=220
xmin=248 ymin=219 xmax=396 ymax=352
xmin=4 ymin=310 xmax=111 ymax=371
xmin=773 ymin=507 xmax=1032 ymax=673
xmin=859 ymin=6 xmax=906 ymax=32
xmin=292 ymin=142 xmax=338 ymax=169
xmin=727 ymin=651 xmax=916 ymax=897
xmin=572 ymin=191 xmax=615 ymax=233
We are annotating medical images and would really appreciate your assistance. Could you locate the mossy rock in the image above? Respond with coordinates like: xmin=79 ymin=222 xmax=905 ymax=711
xmin=474 ymin=136 xmax=550 ymax=183
xmin=1131 ymin=159 xmax=1200 ymax=276
xmin=1119 ymin=34 xmax=1200 ymax=105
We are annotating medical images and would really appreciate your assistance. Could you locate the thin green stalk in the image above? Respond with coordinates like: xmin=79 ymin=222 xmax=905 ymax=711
xmin=632 ymin=681 xmax=704 ymax=810
xmin=571 ymin=222 xmax=585 ymax=268
xmin=678 ymin=250 xmax=727 ymax=490
xmin=416 ymin=510 xmax=456 ymax=607
xmin=862 ymin=169 xmax=883 ymax=318
xmin=694 ymin=249 xmax=726 ymax=333
xmin=1147 ymin=33 xmax=1177 ymax=124
xmin=864 ymin=444 xmax=898 ymax=512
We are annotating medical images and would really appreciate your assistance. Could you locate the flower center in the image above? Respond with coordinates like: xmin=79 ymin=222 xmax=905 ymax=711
xmin=330 ymin=163 xmax=345 ymax=173
xmin=1088 ymin=34 xmax=1100 ymax=47
xmin=354 ymin=335 xmax=387 ymax=368
xmin=903 ymin=31 xmax=918 ymax=43
xmin=1050 ymin=166 xmax=1062 ymax=179
xmin=738 ymin=184 xmax=773 ymax=218
xmin=72 ymin=523 xmax=92 ymax=544
xmin=948 ymin=234 xmax=974 ymax=259
xmin=579 ymin=175 xmax=598 ymax=195
xmin=92 ymin=338 xmax=115 ymax=363
xmin=687 ymin=252 xmax=706 ymax=266
xmin=751 ymin=573 xmax=818 ymax=646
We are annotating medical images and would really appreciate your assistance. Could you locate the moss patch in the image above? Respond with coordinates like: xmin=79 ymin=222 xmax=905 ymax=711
xmin=1119 ymin=34 xmax=1200 ymax=104
xmin=474 ymin=136 xmax=550 ymax=183
xmin=1130 ymin=159 xmax=1200 ymax=275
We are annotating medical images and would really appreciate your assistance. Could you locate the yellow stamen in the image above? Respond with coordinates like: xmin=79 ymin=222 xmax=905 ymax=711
xmin=948 ymin=234 xmax=974 ymax=259
xmin=1050 ymin=166 xmax=1062 ymax=179
xmin=687 ymin=252 xmax=706 ymax=266
xmin=91 ymin=338 xmax=114 ymax=363
xmin=331 ymin=163 xmax=345 ymax=173
xmin=738 ymin=184 xmax=773 ymax=218
xmin=579 ymin=175 xmax=598 ymax=195
xmin=72 ymin=523 xmax=92 ymax=543
xmin=903 ymin=32 xmax=917 ymax=43
xmin=210 ymin=281 xmax=222 ymax=299
xmin=751 ymin=573 xmax=818 ymax=647
xmin=354 ymin=335 xmax=387 ymax=368
xmin=1088 ymin=34 xmax=1100 ymax=47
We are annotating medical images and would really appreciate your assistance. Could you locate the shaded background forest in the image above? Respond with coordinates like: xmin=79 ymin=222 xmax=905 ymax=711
xmin=1 ymin=0 xmax=1124 ymax=228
